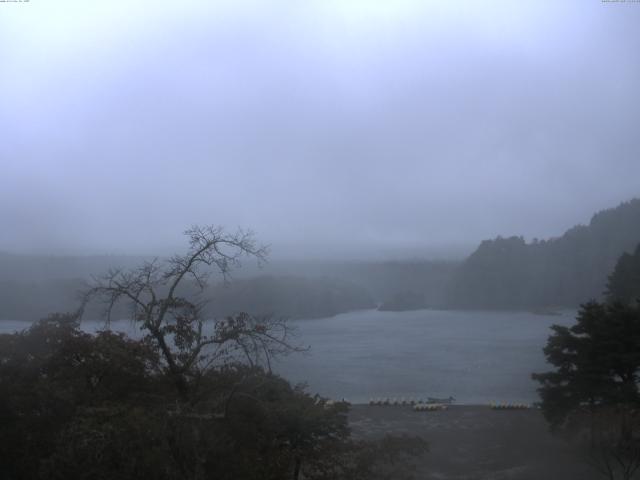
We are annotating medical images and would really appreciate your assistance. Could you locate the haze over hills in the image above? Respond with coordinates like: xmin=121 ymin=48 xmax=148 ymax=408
xmin=0 ymin=198 xmax=639 ymax=320
xmin=448 ymin=198 xmax=640 ymax=309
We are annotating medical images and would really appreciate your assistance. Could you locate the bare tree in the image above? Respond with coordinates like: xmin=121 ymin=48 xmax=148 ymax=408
xmin=586 ymin=406 xmax=640 ymax=480
xmin=563 ymin=405 xmax=640 ymax=480
xmin=81 ymin=225 xmax=300 ymax=397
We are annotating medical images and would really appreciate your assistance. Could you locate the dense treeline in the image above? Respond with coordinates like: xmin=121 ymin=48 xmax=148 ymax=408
xmin=208 ymin=275 xmax=374 ymax=319
xmin=448 ymin=199 xmax=640 ymax=309
xmin=606 ymin=243 xmax=640 ymax=305
xmin=0 ymin=275 xmax=374 ymax=321
xmin=0 ymin=278 xmax=84 ymax=320
xmin=270 ymin=260 xmax=457 ymax=311
xmin=337 ymin=261 xmax=456 ymax=310
xmin=0 ymin=259 xmax=452 ymax=320
xmin=0 ymin=314 xmax=427 ymax=480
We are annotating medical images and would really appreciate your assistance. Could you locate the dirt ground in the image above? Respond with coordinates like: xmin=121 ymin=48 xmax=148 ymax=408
xmin=348 ymin=405 xmax=601 ymax=480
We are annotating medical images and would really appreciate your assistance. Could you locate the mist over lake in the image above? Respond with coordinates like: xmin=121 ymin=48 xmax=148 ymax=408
xmin=3 ymin=309 xmax=574 ymax=405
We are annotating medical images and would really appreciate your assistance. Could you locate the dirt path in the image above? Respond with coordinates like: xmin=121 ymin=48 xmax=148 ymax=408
xmin=348 ymin=405 xmax=600 ymax=480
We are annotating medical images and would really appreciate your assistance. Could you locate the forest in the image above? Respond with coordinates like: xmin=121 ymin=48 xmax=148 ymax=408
xmin=448 ymin=199 xmax=640 ymax=309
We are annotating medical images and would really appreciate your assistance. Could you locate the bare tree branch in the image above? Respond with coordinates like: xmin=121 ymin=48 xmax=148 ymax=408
xmin=80 ymin=225 xmax=296 ymax=399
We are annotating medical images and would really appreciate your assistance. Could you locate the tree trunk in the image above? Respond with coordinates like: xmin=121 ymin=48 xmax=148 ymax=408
xmin=293 ymin=457 xmax=302 ymax=480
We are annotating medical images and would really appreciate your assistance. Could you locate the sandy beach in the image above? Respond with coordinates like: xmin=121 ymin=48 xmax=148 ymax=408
xmin=348 ymin=405 xmax=600 ymax=480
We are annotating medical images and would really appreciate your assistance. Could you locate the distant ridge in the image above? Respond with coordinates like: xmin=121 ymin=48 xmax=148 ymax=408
xmin=0 ymin=253 xmax=153 ymax=283
xmin=447 ymin=198 xmax=640 ymax=309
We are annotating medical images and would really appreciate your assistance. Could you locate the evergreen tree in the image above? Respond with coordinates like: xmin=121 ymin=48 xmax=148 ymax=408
xmin=606 ymin=243 xmax=640 ymax=305
xmin=533 ymin=301 xmax=640 ymax=479
xmin=534 ymin=244 xmax=640 ymax=479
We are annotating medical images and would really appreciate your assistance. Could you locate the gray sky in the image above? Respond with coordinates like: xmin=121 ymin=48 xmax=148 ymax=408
xmin=1 ymin=0 xmax=639 ymax=259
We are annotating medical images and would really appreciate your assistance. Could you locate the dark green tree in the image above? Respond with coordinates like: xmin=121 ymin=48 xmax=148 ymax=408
xmin=533 ymin=301 xmax=640 ymax=479
xmin=0 ymin=313 xmax=170 ymax=480
xmin=606 ymin=243 xmax=640 ymax=306
xmin=0 ymin=314 xmax=427 ymax=480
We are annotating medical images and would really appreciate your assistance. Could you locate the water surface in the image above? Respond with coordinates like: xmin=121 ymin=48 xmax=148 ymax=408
xmin=274 ymin=309 xmax=574 ymax=404
xmin=2 ymin=309 xmax=575 ymax=404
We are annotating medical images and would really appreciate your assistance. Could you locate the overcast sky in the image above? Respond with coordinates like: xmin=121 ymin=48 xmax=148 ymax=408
xmin=1 ymin=0 xmax=639 ymax=259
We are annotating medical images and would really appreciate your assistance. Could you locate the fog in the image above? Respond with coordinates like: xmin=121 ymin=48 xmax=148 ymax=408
xmin=1 ymin=0 xmax=639 ymax=259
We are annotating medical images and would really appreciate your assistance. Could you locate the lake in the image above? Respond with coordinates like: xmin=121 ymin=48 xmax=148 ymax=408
xmin=1 ymin=309 xmax=575 ymax=405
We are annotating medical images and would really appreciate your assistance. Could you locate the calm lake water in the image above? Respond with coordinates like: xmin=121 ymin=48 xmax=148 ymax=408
xmin=275 ymin=309 xmax=575 ymax=405
xmin=2 ymin=309 xmax=575 ymax=405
